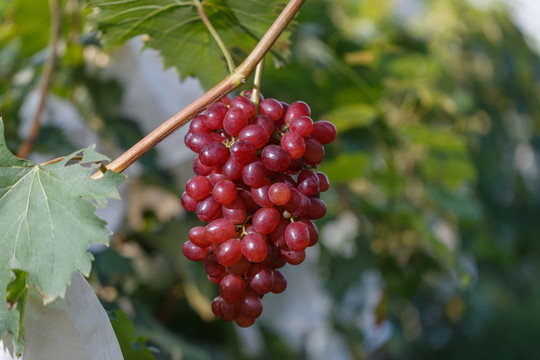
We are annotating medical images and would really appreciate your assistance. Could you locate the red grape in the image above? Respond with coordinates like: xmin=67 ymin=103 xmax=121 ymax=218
xmin=212 ymin=179 xmax=237 ymax=204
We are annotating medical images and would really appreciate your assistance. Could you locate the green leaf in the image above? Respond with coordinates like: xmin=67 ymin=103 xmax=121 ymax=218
xmin=327 ymin=104 xmax=376 ymax=132
xmin=319 ymin=153 xmax=370 ymax=183
xmin=0 ymin=119 xmax=125 ymax=345
xmin=4 ymin=270 xmax=27 ymax=354
xmin=425 ymin=185 xmax=482 ymax=221
xmin=402 ymin=125 xmax=467 ymax=153
xmin=88 ymin=0 xmax=290 ymax=89
xmin=5 ymin=0 xmax=51 ymax=56
xmin=110 ymin=310 xmax=155 ymax=360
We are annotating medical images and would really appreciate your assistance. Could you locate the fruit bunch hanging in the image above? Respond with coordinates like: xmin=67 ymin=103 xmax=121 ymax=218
xmin=180 ymin=92 xmax=336 ymax=327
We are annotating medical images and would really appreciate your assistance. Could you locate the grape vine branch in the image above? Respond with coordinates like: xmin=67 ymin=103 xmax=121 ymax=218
xmin=93 ymin=0 xmax=306 ymax=178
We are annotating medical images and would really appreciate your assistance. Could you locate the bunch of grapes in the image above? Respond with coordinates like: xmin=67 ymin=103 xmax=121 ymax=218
xmin=180 ymin=93 xmax=336 ymax=327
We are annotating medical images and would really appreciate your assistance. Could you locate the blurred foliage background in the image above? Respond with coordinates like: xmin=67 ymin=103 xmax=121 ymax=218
xmin=2 ymin=0 xmax=540 ymax=359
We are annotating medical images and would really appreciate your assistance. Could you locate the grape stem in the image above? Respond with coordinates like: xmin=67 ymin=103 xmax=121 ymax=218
xmin=250 ymin=58 xmax=264 ymax=108
xmin=194 ymin=0 xmax=236 ymax=74
xmin=94 ymin=0 xmax=306 ymax=177
xmin=16 ymin=0 xmax=61 ymax=159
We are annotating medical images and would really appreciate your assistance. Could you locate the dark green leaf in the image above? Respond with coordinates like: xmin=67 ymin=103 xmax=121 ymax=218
xmin=89 ymin=0 xmax=290 ymax=89
xmin=110 ymin=309 xmax=155 ymax=360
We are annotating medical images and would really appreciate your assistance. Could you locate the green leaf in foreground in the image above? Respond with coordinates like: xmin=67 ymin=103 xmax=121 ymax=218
xmin=89 ymin=0 xmax=290 ymax=89
xmin=110 ymin=310 xmax=155 ymax=360
xmin=0 ymin=119 xmax=125 ymax=347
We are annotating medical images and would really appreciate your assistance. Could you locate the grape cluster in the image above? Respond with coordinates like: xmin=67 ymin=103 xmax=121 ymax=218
xmin=180 ymin=93 xmax=336 ymax=327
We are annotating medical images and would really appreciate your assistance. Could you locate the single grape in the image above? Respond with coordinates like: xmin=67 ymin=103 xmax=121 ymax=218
xmin=209 ymin=132 xmax=225 ymax=143
xmin=200 ymin=142 xmax=229 ymax=167
xmin=317 ymin=172 xmax=330 ymax=192
xmin=217 ymin=238 xmax=243 ymax=267
xmin=204 ymin=251 xmax=226 ymax=278
xmin=219 ymin=298 xmax=238 ymax=321
xmin=252 ymin=207 xmax=280 ymax=234
xmin=281 ymin=131 xmax=306 ymax=159
xmin=222 ymin=158 xmax=243 ymax=180
xmin=286 ymin=157 xmax=305 ymax=174
xmin=253 ymin=114 xmax=274 ymax=135
xmin=221 ymin=197 xmax=247 ymax=224
xmin=230 ymin=95 xmax=256 ymax=118
xmin=189 ymin=226 xmax=212 ymax=247
xmin=269 ymin=219 xmax=289 ymax=249
xmin=182 ymin=241 xmax=209 ymax=261
xmin=230 ymin=139 xmax=256 ymax=165
xmin=223 ymin=107 xmax=248 ymax=136
xmin=241 ymin=232 xmax=268 ymax=263
xmin=220 ymin=274 xmax=245 ymax=303
xmin=261 ymin=144 xmax=291 ymax=172
xmin=196 ymin=196 xmax=221 ymax=222
xmin=238 ymin=124 xmax=269 ymax=149
xmin=190 ymin=115 xmax=212 ymax=133
xmin=211 ymin=296 xmax=223 ymax=317
xmin=186 ymin=132 xmax=214 ymax=153
xmin=297 ymin=170 xmax=320 ymax=197
xmin=239 ymin=291 xmax=263 ymax=318
xmin=208 ymin=273 xmax=225 ymax=284
xmin=250 ymin=182 xmax=273 ymax=208
xmin=181 ymin=191 xmax=198 ymax=212
xmin=311 ymin=120 xmax=337 ymax=144
xmin=268 ymin=182 xmax=291 ymax=205
xmin=290 ymin=115 xmax=313 ymax=137
xmin=305 ymin=198 xmax=327 ymax=220
xmin=205 ymin=219 xmax=237 ymax=244
xmin=280 ymin=249 xmax=306 ymax=265
xmin=283 ymin=188 xmax=310 ymax=217
xmin=285 ymin=221 xmax=310 ymax=251
xmin=204 ymin=102 xmax=228 ymax=129
xmin=242 ymin=160 xmax=267 ymax=188
xmin=219 ymin=94 xmax=231 ymax=105
xmin=193 ymin=155 xmax=214 ymax=176
xmin=212 ymin=179 xmax=238 ymax=204
xmin=303 ymin=136 xmax=325 ymax=165
xmin=208 ymin=169 xmax=228 ymax=185
xmin=238 ymin=188 xmax=261 ymax=213
xmin=235 ymin=315 xmax=256 ymax=328
xmin=299 ymin=218 xmax=319 ymax=247
xmin=247 ymin=265 xmax=274 ymax=295
xmin=272 ymin=270 xmax=287 ymax=293
xmin=274 ymin=173 xmax=297 ymax=188
xmin=283 ymin=101 xmax=310 ymax=125
xmin=226 ymin=256 xmax=252 ymax=275
xmin=262 ymin=241 xmax=285 ymax=269
xmin=186 ymin=175 xmax=213 ymax=200
xmin=259 ymin=98 xmax=283 ymax=121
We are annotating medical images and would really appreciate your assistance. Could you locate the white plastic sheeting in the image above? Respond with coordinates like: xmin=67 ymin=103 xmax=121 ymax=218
xmin=0 ymin=272 xmax=122 ymax=360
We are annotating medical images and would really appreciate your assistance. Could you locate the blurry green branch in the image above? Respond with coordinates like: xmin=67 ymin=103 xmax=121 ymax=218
xmin=16 ymin=0 xmax=61 ymax=159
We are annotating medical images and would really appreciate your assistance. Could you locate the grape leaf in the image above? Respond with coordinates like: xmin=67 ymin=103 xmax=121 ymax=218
xmin=110 ymin=309 xmax=155 ymax=360
xmin=88 ymin=0 xmax=290 ymax=89
xmin=0 ymin=118 xmax=125 ymax=347
xmin=4 ymin=0 xmax=51 ymax=57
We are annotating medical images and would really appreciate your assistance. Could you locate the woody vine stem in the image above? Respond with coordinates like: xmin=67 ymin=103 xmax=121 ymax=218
xmin=94 ymin=0 xmax=306 ymax=178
